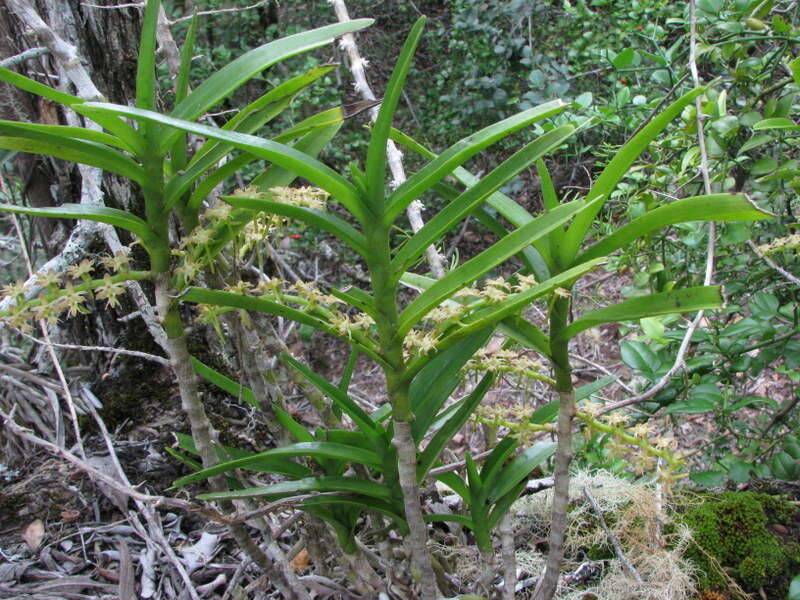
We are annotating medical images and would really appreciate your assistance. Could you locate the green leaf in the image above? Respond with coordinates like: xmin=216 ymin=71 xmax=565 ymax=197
xmin=0 ymin=202 xmax=152 ymax=243
xmin=435 ymin=471 xmax=471 ymax=502
xmin=0 ymin=134 xmax=146 ymax=186
xmin=577 ymin=194 xmax=772 ymax=263
xmin=190 ymin=356 xmax=257 ymax=408
xmin=611 ymin=48 xmax=635 ymax=69
xmin=398 ymin=199 xmax=590 ymax=334
xmin=273 ymin=405 xmax=315 ymax=443
xmin=171 ymin=19 xmax=373 ymax=124
xmin=417 ymin=373 xmax=495 ymax=481
xmin=197 ymin=475 xmax=391 ymax=502
xmin=174 ymin=442 xmax=382 ymax=487
xmin=753 ymin=117 xmax=800 ymax=131
xmin=498 ymin=316 xmax=551 ymax=357
xmin=689 ymin=470 xmax=726 ymax=487
xmin=222 ymin=194 xmax=368 ymax=257
xmin=557 ymin=286 xmax=724 ymax=341
xmin=136 ymin=0 xmax=160 ymax=113
xmin=76 ymin=103 xmax=366 ymax=222
xmin=281 ymin=353 xmax=381 ymax=436
xmin=423 ymin=513 xmax=474 ymax=527
xmin=410 ymin=327 xmax=494 ymax=441
xmin=174 ymin=9 xmax=198 ymax=106
xmin=560 ymin=87 xmax=706 ymax=264
xmin=489 ymin=442 xmax=555 ymax=501
xmin=0 ymin=120 xmax=133 ymax=153
xmin=392 ymin=125 xmax=574 ymax=272
xmin=365 ymin=16 xmax=426 ymax=211
xmin=386 ymin=100 xmax=568 ymax=223
xmin=480 ymin=437 xmax=518 ymax=491
xmin=301 ymin=494 xmax=406 ymax=525
xmin=621 ymin=341 xmax=659 ymax=373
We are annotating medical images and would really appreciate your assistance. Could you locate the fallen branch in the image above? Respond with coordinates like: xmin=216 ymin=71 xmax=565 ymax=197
xmin=582 ymin=487 xmax=642 ymax=583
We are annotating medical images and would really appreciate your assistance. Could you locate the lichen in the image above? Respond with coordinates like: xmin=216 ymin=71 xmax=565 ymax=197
xmin=680 ymin=491 xmax=800 ymax=597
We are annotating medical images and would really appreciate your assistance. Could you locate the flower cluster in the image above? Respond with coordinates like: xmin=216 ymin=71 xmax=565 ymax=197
xmin=403 ymin=329 xmax=440 ymax=357
xmin=473 ymin=401 xmax=554 ymax=446
xmin=198 ymin=277 xmax=375 ymax=341
xmin=577 ymin=409 xmax=682 ymax=477
xmin=465 ymin=347 xmax=548 ymax=380
xmin=453 ymin=272 xmax=539 ymax=306
xmin=0 ymin=253 xmax=134 ymax=332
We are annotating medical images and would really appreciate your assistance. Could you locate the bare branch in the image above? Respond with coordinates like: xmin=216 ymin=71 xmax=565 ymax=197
xmin=0 ymin=46 xmax=50 ymax=67
xmin=19 ymin=331 xmax=171 ymax=366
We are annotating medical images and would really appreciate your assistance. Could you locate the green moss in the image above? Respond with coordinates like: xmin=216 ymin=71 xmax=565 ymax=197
xmin=680 ymin=491 xmax=800 ymax=597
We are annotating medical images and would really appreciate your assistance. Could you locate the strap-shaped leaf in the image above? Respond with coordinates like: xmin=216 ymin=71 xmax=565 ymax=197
xmin=273 ymin=405 xmax=315 ymax=443
xmin=301 ymin=494 xmax=406 ymax=524
xmin=576 ymin=193 xmax=773 ymax=264
xmin=0 ymin=66 xmax=82 ymax=106
xmin=190 ymin=356 xmax=258 ymax=408
xmin=280 ymin=353 xmax=381 ymax=436
xmin=560 ymin=87 xmax=706 ymax=264
xmin=385 ymin=99 xmax=568 ymax=223
xmin=180 ymin=287 xmax=382 ymax=364
xmin=0 ymin=135 xmax=145 ymax=185
xmin=410 ymin=327 xmax=494 ymax=442
xmin=480 ymin=436 xmax=518 ymax=491
xmin=273 ymin=106 xmax=344 ymax=144
xmin=0 ymin=66 xmax=143 ymax=151
xmin=76 ymin=103 xmax=367 ymax=222
xmin=223 ymin=66 xmax=336 ymax=137
xmin=435 ymin=471 xmax=471 ymax=503
xmin=557 ymin=286 xmax=724 ymax=341
xmin=392 ymin=125 xmax=575 ymax=273
xmin=136 ymin=0 xmax=159 ymax=113
xmin=423 ymin=513 xmax=474 ymax=527
xmin=0 ymin=120 xmax=133 ymax=153
xmin=488 ymin=441 xmax=556 ymax=501
xmin=417 ymin=373 xmax=495 ymax=481
xmin=170 ymin=432 xmax=310 ymax=479
xmin=365 ymin=16 xmax=426 ymax=212
xmin=487 ymin=479 xmax=527 ymax=529
xmin=498 ymin=316 xmax=551 ymax=357
xmin=397 ymin=200 xmax=593 ymax=335
xmin=174 ymin=442 xmax=383 ymax=487
xmin=0 ymin=202 xmax=151 ymax=242
xmin=171 ymin=19 xmax=372 ymax=124
xmin=197 ymin=475 xmax=392 ymax=502
xmin=223 ymin=194 xmax=368 ymax=257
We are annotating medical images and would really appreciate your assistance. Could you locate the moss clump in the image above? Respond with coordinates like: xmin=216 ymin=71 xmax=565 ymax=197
xmin=681 ymin=491 xmax=799 ymax=597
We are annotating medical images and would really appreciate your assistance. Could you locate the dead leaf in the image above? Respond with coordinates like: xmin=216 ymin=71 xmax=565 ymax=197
xmin=289 ymin=548 xmax=311 ymax=572
xmin=22 ymin=519 xmax=45 ymax=551
xmin=60 ymin=509 xmax=80 ymax=522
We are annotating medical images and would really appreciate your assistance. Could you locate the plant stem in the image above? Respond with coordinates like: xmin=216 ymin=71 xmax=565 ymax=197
xmin=365 ymin=223 xmax=440 ymax=600
xmin=153 ymin=274 xmax=309 ymax=599
xmin=500 ymin=513 xmax=517 ymax=600
xmin=535 ymin=296 xmax=575 ymax=600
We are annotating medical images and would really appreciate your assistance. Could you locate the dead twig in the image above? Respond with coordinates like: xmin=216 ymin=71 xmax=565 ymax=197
xmin=582 ymin=487 xmax=642 ymax=583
